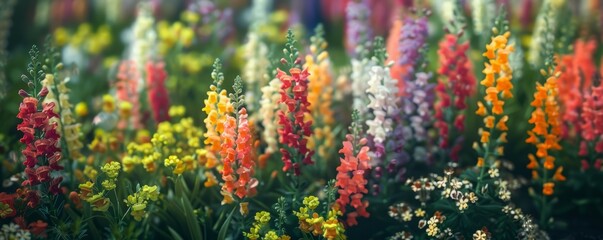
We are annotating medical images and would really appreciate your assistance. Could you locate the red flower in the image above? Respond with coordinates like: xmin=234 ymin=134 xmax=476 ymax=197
xmin=26 ymin=190 xmax=40 ymax=208
xmin=435 ymin=34 xmax=475 ymax=161
xmin=336 ymin=134 xmax=371 ymax=226
xmin=28 ymin=220 xmax=48 ymax=237
xmin=276 ymin=68 xmax=314 ymax=175
xmin=146 ymin=61 xmax=170 ymax=124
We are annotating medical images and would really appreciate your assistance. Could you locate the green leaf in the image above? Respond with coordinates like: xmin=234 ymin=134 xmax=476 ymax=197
xmin=217 ymin=207 xmax=236 ymax=240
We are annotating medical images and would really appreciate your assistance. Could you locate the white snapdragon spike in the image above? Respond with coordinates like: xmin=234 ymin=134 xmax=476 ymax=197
xmin=243 ymin=33 xmax=270 ymax=113
xmin=130 ymin=3 xmax=157 ymax=90
xmin=259 ymin=78 xmax=282 ymax=154
xmin=528 ymin=0 xmax=560 ymax=66
xmin=351 ymin=58 xmax=375 ymax=118
xmin=470 ymin=0 xmax=495 ymax=34
xmin=366 ymin=65 xmax=398 ymax=144
xmin=434 ymin=0 xmax=456 ymax=28
xmin=250 ymin=0 xmax=271 ymax=29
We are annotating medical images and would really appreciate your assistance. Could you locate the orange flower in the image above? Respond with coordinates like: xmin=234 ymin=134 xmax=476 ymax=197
xmin=480 ymin=130 xmax=490 ymax=143
xmin=477 ymin=157 xmax=485 ymax=167
xmin=527 ymin=154 xmax=538 ymax=169
xmin=553 ymin=166 xmax=566 ymax=181
xmin=492 ymin=100 xmax=504 ymax=115
xmin=543 ymin=182 xmax=555 ymax=196
xmin=476 ymin=101 xmax=487 ymax=116
xmin=496 ymin=116 xmax=509 ymax=131
xmin=484 ymin=116 xmax=495 ymax=128
xmin=543 ymin=156 xmax=555 ymax=170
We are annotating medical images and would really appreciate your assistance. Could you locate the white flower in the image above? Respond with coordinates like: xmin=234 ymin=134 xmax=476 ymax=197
xmin=259 ymin=78 xmax=282 ymax=154
xmin=488 ymin=168 xmax=499 ymax=178
xmin=457 ymin=197 xmax=469 ymax=211
xmin=426 ymin=224 xmax=439 ymax=237
xmin=351 ymin=58 xmax=376 ymax=117
xmin=243 ymin=33 xmax=270 ymax=113
xmin=499 ymin=188 xmax=511 ymax=201
xmin=402 ymin=211 xmax=413 ymax=222
xmin=473 ymin=230 xmax=487 ymax=240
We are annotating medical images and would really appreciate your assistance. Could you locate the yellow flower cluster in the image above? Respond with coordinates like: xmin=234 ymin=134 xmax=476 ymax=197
xmin=304 ymin=29 xmax=335 ymax=160
xmin=164 ymin=155 xmax=195 ymax=175
xmin=100 ymin=161 xmax=121 ymax=190
xmin=293 ymin=196 xmax=346 ymax=240
xmin=78 ymin=181 xmax=110 ymax=212
xmin=157 ymin=20 xmax=195 ymax=55
xmin=243 ymin=211 xmax=291 ymax=240
xmin=123 ymin=116 xmax=203 ymax=175
xmin=526 ymin=71 xmax=565 ymax=196
xmin=42 ymin=73 xmax=84 ymax=161
xmin=54 ymin=23 xmax=112 ymax=55
xmin=177 ymin=53 xmax=213 ymax=74
xmin=124 ymin=185 xmax=160 ymax=221
xmin=475 ymin=31 xmax=514 ymax=168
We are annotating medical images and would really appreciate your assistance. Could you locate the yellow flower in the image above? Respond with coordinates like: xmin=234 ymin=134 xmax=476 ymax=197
xmin=303 ymin=196 xmax=320 ymax=210
xmin=254 ymin=211 xmax=271 ymax=225
xmin=101 ymin=179 xmax=116 ymax=190
xmin=83 ymin=166 xmax=98 ymax=180
xmin=102 ymin=94 xmax=116 ymax=112
xmin=54 ymin=27 xmax=70 ymax=46
xmin=101 ymin=161 xmax=121 ymax=179
xmin=75 ymin=102 xmax=88 ymax=117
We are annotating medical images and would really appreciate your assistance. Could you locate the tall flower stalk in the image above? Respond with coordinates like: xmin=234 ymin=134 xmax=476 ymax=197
xmin=304 ymin=24 xmax=335 ymax=161
xmin=17 ymin=45 xmax=64 ymax=206
xmin=336 ymin=110 xmax=371 ymax=226
xmin=526 ymin=69 xmax=565 ymax=228
xmin=220 ymin=76 xmax=259 ymax=205
xmin=276 ymin=30 xmax=314 ymax=176
xmin=435 ymin=32 xmax=476 ymax=162
xmin=202 ymin=59 xmax=234 ymax=186
xmin=474 ymin=30 xmax=514 ymax=192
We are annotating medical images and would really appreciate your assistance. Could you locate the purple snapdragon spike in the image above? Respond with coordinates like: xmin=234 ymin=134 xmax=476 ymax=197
xmin=345 ymin=0 xmax=372 ymax=58
xmin=397 ymin=16 xmax=428 ymax=82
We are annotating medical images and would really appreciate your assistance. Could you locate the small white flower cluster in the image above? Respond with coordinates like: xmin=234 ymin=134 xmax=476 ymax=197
xmin=366 ymin=65 xmax=398 ymax=144
xmin=259 ymin=78 xmax=283 ymax=154
xmin=1 ymin=223 xmax=31 ymax=240
xmin=502 ymin=205 xmax=546 ymax=239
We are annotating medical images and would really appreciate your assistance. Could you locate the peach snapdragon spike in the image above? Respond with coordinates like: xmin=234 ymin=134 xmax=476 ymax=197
xmin=115 ymin=60 xmax=143 ymax=129
xmin=336 ymin=134 xmax=371 ymax=226
xmin=220 ymin=108 xmax=258 ymax=204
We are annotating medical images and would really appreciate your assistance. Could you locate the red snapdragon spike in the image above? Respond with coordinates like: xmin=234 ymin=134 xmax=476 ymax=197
xmin=146 ymin=61 xmax=170 ymax=124
xmin=435 ymin=34 xmax=475 ymax=161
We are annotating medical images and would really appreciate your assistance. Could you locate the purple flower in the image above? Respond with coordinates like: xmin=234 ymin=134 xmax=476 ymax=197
xmin=345 ymin=0 xmax=372 ymax=57
xmin=397 ymin=16 xmax=428 ymax=82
